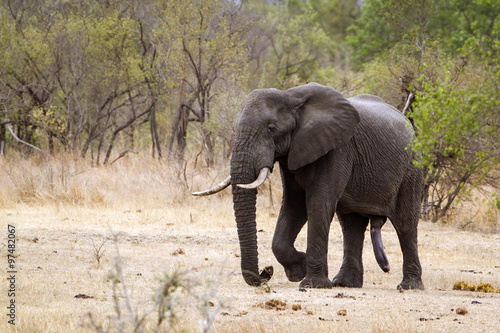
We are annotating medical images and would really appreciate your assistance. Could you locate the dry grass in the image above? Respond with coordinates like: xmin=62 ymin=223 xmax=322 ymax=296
xmin=437 ymin=186 xmax=499 ymax=233
xmin=0 ymin=153 xmax=232 ymax=208
xmin=0 ymin=155 xmax=499 ymax=332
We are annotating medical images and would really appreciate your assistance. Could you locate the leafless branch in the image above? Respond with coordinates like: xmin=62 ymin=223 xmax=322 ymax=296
xmin=403 ymin=92 xmax=414 ymax=116
xmin=6 ymin=124 xmax=54 ymax=189
xmin=6 ymin=124 xmax=44 ymax=153
xmin=111 ymin=150 xmax=139 ymax=165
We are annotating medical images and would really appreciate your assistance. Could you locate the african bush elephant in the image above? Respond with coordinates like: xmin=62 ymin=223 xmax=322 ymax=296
xmin=194 ymin=83 xmax=423 ymax=290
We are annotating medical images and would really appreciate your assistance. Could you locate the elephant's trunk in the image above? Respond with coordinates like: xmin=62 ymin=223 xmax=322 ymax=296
xmin=232 ymin=185 xmax=262 ymax=285
xmin=231 ymin=152 xmax=272 ymax=286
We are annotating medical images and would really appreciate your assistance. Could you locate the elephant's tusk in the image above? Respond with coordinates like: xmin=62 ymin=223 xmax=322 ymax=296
xmin=237 ymin=167 xmax=270 ymax=189
xmin=192 ymin=176 xmax=231 ymax=196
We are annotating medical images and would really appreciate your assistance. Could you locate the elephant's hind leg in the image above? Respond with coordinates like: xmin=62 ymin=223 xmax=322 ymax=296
xmin=332 ymin=213 xmax=369 ymax=288
xmin=392 ymin=224 xmax=423 ymax=290
xmin=392 ymin=167 xmax=424 ymax=290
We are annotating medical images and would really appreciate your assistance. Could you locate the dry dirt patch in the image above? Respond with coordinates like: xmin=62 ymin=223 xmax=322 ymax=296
xmin=1 ymin=202 xmax=499 ymax=332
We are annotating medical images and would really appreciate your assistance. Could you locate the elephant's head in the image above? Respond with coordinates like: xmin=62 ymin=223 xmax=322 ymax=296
xmin=194 ymin=83 xmax=360 ymax=286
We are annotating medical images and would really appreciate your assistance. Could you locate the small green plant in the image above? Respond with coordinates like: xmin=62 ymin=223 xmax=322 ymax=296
xmin=255 ymin=283 xmax=272 ymax=294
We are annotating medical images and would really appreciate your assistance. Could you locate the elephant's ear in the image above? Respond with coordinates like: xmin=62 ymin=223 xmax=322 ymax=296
xmin=286 ymin=83 xmax=360 ymax=170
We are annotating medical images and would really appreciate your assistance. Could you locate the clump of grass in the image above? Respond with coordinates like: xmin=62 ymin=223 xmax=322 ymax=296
xmin=452 ymin=281 xmax=500 ymax=293
xmin=476 ymin=283 xmax=496 ymax=293
xmin=452 ymin=281 xmax=477 ymax=291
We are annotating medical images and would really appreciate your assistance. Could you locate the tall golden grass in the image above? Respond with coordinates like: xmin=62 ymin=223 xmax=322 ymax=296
xmin=0 ymin=153 xmax=496 ymax=232
xmin=0 ymin=153 xmax=230 ymax=207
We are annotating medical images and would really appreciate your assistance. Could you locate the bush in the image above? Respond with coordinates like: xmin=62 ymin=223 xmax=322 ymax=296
xmin=412 ymin=69 xmax=499 ymax=222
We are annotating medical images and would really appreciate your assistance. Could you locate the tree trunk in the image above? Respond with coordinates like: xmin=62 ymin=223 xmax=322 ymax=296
xmin=103 ymin=108 xmax=151 ymax=164
xmin=168 ymin=104 xmax=190 ymax=161
xmin=204 ymin=130 xmax=215 ymax=167
xmin=96 ymin=114 xmax=111 ymax=165
xmin=0 ymin=123 xmax=5 ymax=156
xmin=150 ymin=105 xmax=162 ymax=159
xmin=48 ymin=133 xmax=54 ymax=155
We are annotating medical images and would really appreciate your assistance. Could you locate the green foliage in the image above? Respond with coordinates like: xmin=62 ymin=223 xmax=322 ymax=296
xmin=414 ymin=79 xmax=498 ymax=170
xmin=346 ymin=0 xmax=401 ymax=67
xmin=32 ymin=106 xmax=68 ymax=141
xmin=0 ymin=3 xmax=154 ymax=156
xmin=158 ymin=0 xmax=248 ymax=103
xmin=348 ymin=0 xmax=499 ymax=67
xmin=291 ymin=0 xmax=360 ymax=67
xmin=407 ymin=8 xmax=499 ymax=221
xmin=435 ymin=0 xmax=500 ymax=55
xmin=245 ymin=1 xmax=332 ymax=89
xmin=358 ymin=41 xmax=450 ymax=108
xmin=307 ymin=0 xmax=360 ymax=42
xmin=412 ymin=60 xmax=499 ymax=220
xmin=154 ymin=0 xmax=249 ymax=165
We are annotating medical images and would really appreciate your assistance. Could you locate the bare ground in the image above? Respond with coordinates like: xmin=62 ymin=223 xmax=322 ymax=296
xmin=1 ymin=195 xmax=499 ymax=333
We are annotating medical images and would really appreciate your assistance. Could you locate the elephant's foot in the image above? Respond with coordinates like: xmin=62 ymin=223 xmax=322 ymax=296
xmin=299 ymin=276 xmax=333 ymax=289
xmin=332 ymin=267 xmax=363 ymax=288
xmin=397 ymin=277 xmax=424 ymax=290
xmin=283 ymin=252 xmax=307 ymax=282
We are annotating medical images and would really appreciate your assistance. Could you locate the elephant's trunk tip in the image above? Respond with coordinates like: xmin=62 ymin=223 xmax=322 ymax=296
xmin=242 ymin=266 xmax=274 ymax=286
xmin=260 ymin=265 xmax=274 ymax=281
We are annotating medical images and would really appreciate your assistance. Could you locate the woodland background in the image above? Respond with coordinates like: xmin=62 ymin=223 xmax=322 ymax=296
xmin=0 ymin=0 xmax=499 ymax=225
xmin=1 ymin=2 xmax=499 ymax=332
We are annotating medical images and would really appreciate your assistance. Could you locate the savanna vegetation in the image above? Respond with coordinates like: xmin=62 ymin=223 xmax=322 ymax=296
xmin=1 ymin=0 xmax=498 ymax=226
xmin=0 ymin=1 xmax=499 ymax=331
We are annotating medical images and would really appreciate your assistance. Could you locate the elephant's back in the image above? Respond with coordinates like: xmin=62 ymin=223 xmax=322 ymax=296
xmin=339 ymin=94 xmax=416 ymax=216
xmin=348 ymin=94 xmax=411 ymax=133
xmin=348 ymin=94 xmax=414 ymax=149
xmin=348 ymin=94 xmax=414 ymax=159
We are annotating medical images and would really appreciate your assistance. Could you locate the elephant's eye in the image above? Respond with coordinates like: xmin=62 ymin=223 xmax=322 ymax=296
xmin=267 ymin=125 xmax=276 ymax=135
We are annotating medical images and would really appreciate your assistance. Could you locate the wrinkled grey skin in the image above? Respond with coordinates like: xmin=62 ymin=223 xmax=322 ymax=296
xmin=230 ymin=83 xmax=423 ymax=290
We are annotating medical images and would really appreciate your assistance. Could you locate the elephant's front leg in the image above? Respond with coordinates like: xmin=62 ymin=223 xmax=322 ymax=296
xmin=332 ymin=213 xmax=369 ymax=288
xmin=298 ymin=200 xmax=335 ymax=289
xmin=272 ymin=192 xmax=307 ymax=282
